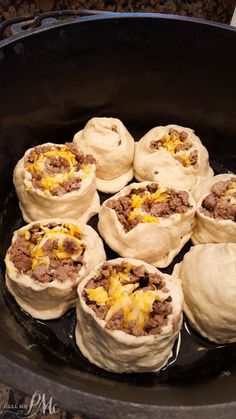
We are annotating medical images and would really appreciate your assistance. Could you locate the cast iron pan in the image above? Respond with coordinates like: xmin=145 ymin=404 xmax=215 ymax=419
xmin=0 ymin=12 xmax=236 ymax=418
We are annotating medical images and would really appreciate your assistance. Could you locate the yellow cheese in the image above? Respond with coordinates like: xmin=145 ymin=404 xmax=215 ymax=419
xmin=86 ymin=287 xmax=109 ymax=305
xmin=5 ymin=259 xmax=13 ymax=274
xmin=86 ymin=264 xmax=162 ymax=330
xmin=43 ymin=224 xmax=82 ymax=241
xmin=124 ymin=263 xmax=132 ymax=274
xmin=126 ymin=290 xmax=158 ymax=328
xmin=41 ymin=173 xmax=69 ymax=190
xmin=161 ymin=133 xmax=182 ymax=155
xmin=105 ymin=293 xmax=132 ymax=323
xmin=43 ymin=149 xmax=77 ymax=167
xmin=151 ymin=189 xmax=169 ymax=202
xmin=131 ymin=194 xmax=143 ymax=209
xmin=24 ymin=231 xmax=31 ymax=240
xmin=141 ymin=215 xmax=159 ymax=224
xmin=31 ymin=246 xmax=44 ymax=269
xmin=177 ymin=152 xmax=190 ymax=167
xmin=83 ymin=165 xmax=91 ymax=175
xmin=25 ymin=146 xmax=86 ymax=192
xmin=22 ymin=222 xmax=83 ymax=272
xmin=52 ymin=248 xmax=72 ymax=260
xmin=108 ymin=272 xmax=120 ymax=297
xmin=128 ymin=208 xmax=141 ymax=221
xmin=65 ymin=224 xmax=81 ymax=238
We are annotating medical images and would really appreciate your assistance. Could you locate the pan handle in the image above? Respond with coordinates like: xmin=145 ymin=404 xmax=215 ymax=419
xmin=0 ymin=9 xmax=113 ymax=41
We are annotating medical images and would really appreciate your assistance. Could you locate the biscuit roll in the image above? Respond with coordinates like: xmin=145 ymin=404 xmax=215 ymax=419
xmin=98 ymin=182 xmax=196 ymax=267
xmin=76 ymin=258 xmax=183 ymax=373
xmin=14 ymin=142 xmax=100 ymax=223
xmin=134 ymin=124 xmax=213 ymax=191
xmin=73 ymin=117 xmax=135 ymax=193
xmin=5 ymin=219 xmax=106 ymax=320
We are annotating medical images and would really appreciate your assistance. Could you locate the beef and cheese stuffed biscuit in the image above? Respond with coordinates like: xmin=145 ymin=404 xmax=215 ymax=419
xmin=134 ymin=125 xmax=213 ymax=191
xmin=5 ymin=219 xmax=106 ymax=320
xmin=76 ymin=258 xmax=183 ymax=373
xmin=73 ymin=117 xmax=135 ymax=193
xmin=14 ymin=142 xmax=100 ymax=223
xmin=173 ymin=243 xmax=236 ymax=344
xmin=98 ymin=182 xmax=196 ymax=267
xmin=192 ymin=173 xmax=236 ymax=244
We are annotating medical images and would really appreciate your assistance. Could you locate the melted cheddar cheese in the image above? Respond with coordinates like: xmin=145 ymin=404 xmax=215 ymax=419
xmin=224 ymin=180 xmax=236 ymax=205
xmin=25 ymin=145 xmax=92 ymax=193
xmin=86 ymin=265 xmax=161 ymax=330
xmin=152 ymin=130 xmax=193 ymax=167
xmin=127 ymin=187 xmax=169 ymax=224
xmin=161 ymin=133 xmax=182 ymax=155
xmin=22 ymin=223 xmax=83 ymax=270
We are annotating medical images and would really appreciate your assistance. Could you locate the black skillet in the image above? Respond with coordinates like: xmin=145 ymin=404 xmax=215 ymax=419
xmin=0 ymin=11 xmax=236 ymax=418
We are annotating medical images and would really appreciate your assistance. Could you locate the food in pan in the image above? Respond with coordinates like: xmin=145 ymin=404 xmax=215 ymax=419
xmin=134 ymin=124 xmax=213 ymax=190
xmin=4 ymin=219 xmax=106 ymax=320
xmin=173 ymin=243 xmax=236 ymax=343
xmin=98 ymin=182 xmax=196 ymax=267
xmin=13 ymin=142 xmax=100 ymax=223
xmin=76 ymin=258 xmax=183 ymax=373
xmin=73 ymin=117 xmax=135 ymax=193
xmin=191 ymin=173 xmax=236 ymax=244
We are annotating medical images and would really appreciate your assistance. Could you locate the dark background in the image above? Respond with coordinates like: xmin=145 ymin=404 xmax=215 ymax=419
xmin=0 ymin=0 xmax=235 ymax=24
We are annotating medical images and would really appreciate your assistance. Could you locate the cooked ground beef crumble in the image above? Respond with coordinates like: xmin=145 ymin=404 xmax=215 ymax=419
xmin=107 ymin=183 xmax=191 ymax=232
xmin=201 ymin=178 xmax=236 ymax=221
xmin=150 ymin=128 xmax=198 ymax=168
xmin=83 ymin=261 xmax=172 ymax=337
xmin=9 ymin=222 xmax=85 ymax=283
xmin=24 ymin=142 xmax=96 ymax=196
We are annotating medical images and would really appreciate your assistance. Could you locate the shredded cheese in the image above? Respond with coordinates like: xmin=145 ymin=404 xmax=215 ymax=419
xmin=152 ymin=131 xmax=193 ymax=167
xmin=141 ymin=215 xmax=160 ymax=224
xmin=25 ymin=145 xmax=91 ymax=193
xmin=87 ymin=287 xmax=109 ymax=305
xmin=161 ymin=133 xmax=182 ymax=155
xmin=127 ymin=187 xmax=169 ymax=224
xmin=86 ymin=264 xmax=161 ymax=330
xmin=20 ymin=222 xmax=83 ymax=271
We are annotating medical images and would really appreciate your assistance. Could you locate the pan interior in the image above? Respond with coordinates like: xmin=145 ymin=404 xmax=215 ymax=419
xmin=0 ymin=15 xmax=236 ymax=407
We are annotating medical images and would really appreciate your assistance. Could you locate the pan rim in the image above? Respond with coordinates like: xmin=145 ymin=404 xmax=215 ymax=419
xmin=0 ymin=12 xmax=235 ymax=49
xmin=0 ymin=13 xmax=236 ymax=416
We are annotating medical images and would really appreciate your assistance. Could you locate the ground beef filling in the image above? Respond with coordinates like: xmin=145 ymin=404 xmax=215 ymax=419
xmin=24 ymin=142 xmax=96 ymax=196
xmin=83 ymin=262 xmax=172 ymax=337
xmin=201 ymin=178 xmax=236 ymax=221
xmin=44 ymin=156 xmax=70 ymax=174
xmin=106 ymin=183 xmax=191 ymax=232
xmin=9 ymin=223 xmax=85 ymax=283
xmin=150 ymin=128 xmax=198 ymax=168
